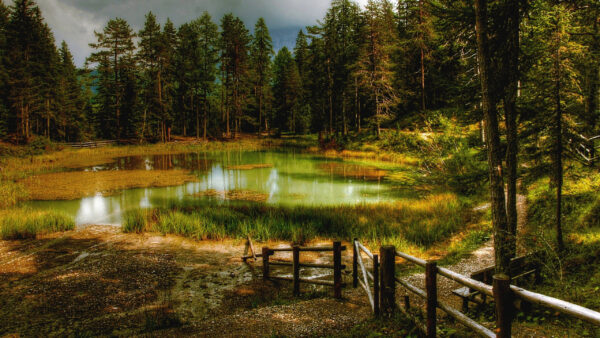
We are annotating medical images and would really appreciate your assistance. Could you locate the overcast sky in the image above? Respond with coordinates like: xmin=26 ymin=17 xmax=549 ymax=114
xmin=28 ymin=0 xmax=368 ymax=67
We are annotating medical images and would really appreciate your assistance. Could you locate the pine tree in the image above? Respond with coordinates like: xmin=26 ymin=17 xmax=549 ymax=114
xmin=0 ymin=1 xmax=10 ymax=137
xmin=220 ymin=14 xmax=251 ymax=137
xmin=273 ymin=47 xmax=302 ymax=133
xmin=56 ymin=41 xmax=85 ymax=141
xmin=193 ymin=12 xmax=219 ymax=139
xmin=88 ymin=18 xmax=137 ymax=139
xmin=250 ymin=17 xmax=274 ymax=134
xmin=355 ymin=0 xmax=399 ymax=137
xmin=6 ymin=0 xmax=53 ymax=141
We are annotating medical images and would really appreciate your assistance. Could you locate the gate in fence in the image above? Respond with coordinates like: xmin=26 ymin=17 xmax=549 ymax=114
xmin=253 ymin=240 xmax=346 ymax=299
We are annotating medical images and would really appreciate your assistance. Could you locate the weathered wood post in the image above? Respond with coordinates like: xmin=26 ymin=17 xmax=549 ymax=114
xmin=493 ymin=274 xmax=513 ymax=338
xmin=425 ymin=260 xmax=438 ymax=338
xmin=293 ymin=246 xmax=300 ymax=296
xmin=373 ymin=253 xmax=380 ymax=316
xmin=352 ymin=238 xmax=358 ymax=288
xmin=262 ymin=247 xmax=270 ymax=280
xmin=380 ymin=245 xmax=396 ymax=315
xmin=333 ymin=241 xmax=342 ymax=299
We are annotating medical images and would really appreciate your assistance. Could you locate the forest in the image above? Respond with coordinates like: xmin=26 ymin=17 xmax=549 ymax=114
xmin=0 ymin=0 xmax=600 ymax=336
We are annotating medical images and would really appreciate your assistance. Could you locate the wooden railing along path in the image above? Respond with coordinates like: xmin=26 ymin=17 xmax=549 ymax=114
xmin=379 ymin=245 xmax=600 ymax=338
xmin=243 ymin=238 xmax=600 ymax=337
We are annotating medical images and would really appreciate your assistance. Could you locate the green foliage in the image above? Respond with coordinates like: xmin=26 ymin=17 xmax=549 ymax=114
xmin=0 ymin=209 xmax=74 ymax=239
xmin=122 ymin=209 xmax=148 ymax=233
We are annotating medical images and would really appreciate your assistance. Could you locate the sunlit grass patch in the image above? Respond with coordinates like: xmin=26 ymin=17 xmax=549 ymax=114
xmin=21 ymin=170 xmax=199 ymax=200
xmin=130 ymin=192 xmax=471 ymax=250
xmin=0 ymin=180 xmax=28 ymax=209
xmin=0 ymin=209 xmax=75 ymax=240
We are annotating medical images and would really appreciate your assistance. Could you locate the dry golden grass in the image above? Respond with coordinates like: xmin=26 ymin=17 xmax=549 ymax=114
xmin=225 ymin=163 xmax=274 ymax=170
xmin=318 ymin=162 xmax=387 ymax=180
xmin=192 ymin=189 xmax=269 ymax=202
xmin=21 ymin=170 xmax=199 ymax=200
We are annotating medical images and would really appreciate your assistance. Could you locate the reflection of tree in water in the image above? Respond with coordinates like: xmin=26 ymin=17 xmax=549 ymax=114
xmin=318 ymin=162 xmax=387 ymax=182
xmin=105 ymin=153 xmax=212 ymax=171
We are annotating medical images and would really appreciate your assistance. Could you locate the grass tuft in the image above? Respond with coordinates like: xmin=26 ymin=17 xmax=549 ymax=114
xmin=0 ymin=209 xmax=75 ymax=240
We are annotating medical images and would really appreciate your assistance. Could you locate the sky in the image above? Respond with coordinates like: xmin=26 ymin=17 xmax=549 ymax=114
xmin=27 ymin=0 xmax=369 ymax=67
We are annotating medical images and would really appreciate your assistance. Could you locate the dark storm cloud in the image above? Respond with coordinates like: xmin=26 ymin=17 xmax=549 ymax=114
xmin=27 ymin=0 xmax=367 ymax=66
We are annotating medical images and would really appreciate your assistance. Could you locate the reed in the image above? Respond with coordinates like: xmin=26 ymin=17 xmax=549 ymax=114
xmin=131 ymin=193 xmax=469 ymax=248
xmin=0 ymin=209 xmax=75 ymax=239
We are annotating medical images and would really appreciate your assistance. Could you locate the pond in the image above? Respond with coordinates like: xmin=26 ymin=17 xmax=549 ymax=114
xmin=26 ymin=151 xmax=411 ymax=226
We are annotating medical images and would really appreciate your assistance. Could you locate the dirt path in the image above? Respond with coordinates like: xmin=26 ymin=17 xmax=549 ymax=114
xmin=0 ymin=227 xmax=371 ymax=337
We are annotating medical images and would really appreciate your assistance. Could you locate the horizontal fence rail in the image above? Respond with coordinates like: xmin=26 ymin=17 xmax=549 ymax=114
xmin=386 ymin=248 xmax=600 ymax=337
xmin=63 ymin=140 xmax=117 ymax=148
xmin=257 ymin=241 xmax=346 ymax=299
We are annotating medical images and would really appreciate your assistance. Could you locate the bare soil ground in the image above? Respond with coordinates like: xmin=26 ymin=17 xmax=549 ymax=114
xmin=0 ymin=226 xmax=371 ymax=337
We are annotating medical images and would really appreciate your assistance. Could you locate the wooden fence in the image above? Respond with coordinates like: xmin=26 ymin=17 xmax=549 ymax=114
xmin=63 ymin=140 xmax=117 ymax=148
xmin=352 ymin=239 xmax=379 ymax=315
xmin=242 ymin=238 xmax=600 ymax=337
xmin=258 ymin=241 xmax=346 ymax=299
xmin=379 ymin=245 xmax=600 ymax=338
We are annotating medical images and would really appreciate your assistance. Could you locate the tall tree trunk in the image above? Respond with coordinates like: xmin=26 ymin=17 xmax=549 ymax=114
xmin=503 ymin=0 xmax=520 ymax=257
xmin=474 ymin=0 xmax=511 ymax=275
xmin=586 ymin=8 xmax=599 ymax=164
xmin=553 ymin=17 xmax=564 ymax=252
xmin=419 ymin=0 xmax=426 ymax=111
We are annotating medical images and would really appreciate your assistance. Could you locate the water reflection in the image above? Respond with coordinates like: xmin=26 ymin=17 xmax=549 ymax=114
xmin=26 ymin=151 xmax=411 ymax=226
xmin=86 ymin=153 xmax=212 ymax=172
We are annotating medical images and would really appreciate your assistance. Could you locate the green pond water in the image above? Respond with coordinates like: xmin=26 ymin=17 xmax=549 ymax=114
xmin=26 ymin=151 xmax=411 ymax=226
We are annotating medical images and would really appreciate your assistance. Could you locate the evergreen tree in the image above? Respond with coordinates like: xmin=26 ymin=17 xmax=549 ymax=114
xmin=56 ymin=41 xmax=85 ymax=141
xmin=273 ymin=47 xmax=302 ymax=134
xmin=0 ymin=1 xmax=7 ymax=137
xmin=6 ymin=0 xmax=53 ymax=141
xmin=194 ymin=12 xmax=219 ymax=139
xmin=220 ymin=14 xmax=251 ymax=137
xmin=88 ymin=18 xmax=137 ymax=139
xmin=250 ymin=17 xmax=274 ymax=134
xmin=355 ymin=0 xmax=399 ymax=137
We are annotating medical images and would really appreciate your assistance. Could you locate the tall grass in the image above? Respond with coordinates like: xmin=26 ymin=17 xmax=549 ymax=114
xmin=0 ymin=181 xmax=28 ymax=209
xmin=124 ymin=193 xmax=469 ymax=248
xmin=0 ymin=209 xmax=75 ymax=240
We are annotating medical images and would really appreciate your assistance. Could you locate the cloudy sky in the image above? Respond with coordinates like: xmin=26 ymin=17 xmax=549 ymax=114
xmin=29 ymin=0 xmax=368 ymax=67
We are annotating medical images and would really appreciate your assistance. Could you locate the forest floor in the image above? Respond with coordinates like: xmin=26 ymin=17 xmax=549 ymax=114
xmin=0 ymin=225 xmax=374 ymax=337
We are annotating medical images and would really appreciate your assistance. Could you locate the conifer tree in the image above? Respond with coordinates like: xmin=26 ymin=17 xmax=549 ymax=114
xmin=220 ymin=14 xmax=251 ymax=137
xmin=250 ymin=17 xmax=274 ymax=134
xmin=89 ymin=18 xmax=137 ymax=139
xmin=194 ymin=12 xmax=219 ymax=139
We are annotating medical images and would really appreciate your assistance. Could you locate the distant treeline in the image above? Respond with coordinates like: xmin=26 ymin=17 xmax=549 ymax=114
xmin=0 ymin=0 xmax=597 ymax=145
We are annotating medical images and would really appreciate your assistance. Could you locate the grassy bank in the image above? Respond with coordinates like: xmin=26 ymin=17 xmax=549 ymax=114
xmin=524 ymin=165 xmax=600 ymax=335
xmin=123 ymin=193 xmax=488 ymax=256
xmin=0 ymin=208 xmax=75 ymax=239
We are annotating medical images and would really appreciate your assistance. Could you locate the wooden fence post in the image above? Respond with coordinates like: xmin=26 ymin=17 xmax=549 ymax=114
xmin=293 ymin=246 xmax=300 ymax=296
xmin=333 ymin=241 xmax=342 ymax=299
xmin=493 ymin=274 xmax=513 ymax=338
xmin=353 ymin=238 xmax=358 ymax=288
xmin=380 ymin=245 xmax=396 ymax=315
xmin=425 ymin=260 xmax=437 ymax=338
xmin=373 ymin=254 xmax=380 ymax=316
xmin=262 ymin=247 xmax=270 ymax=280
